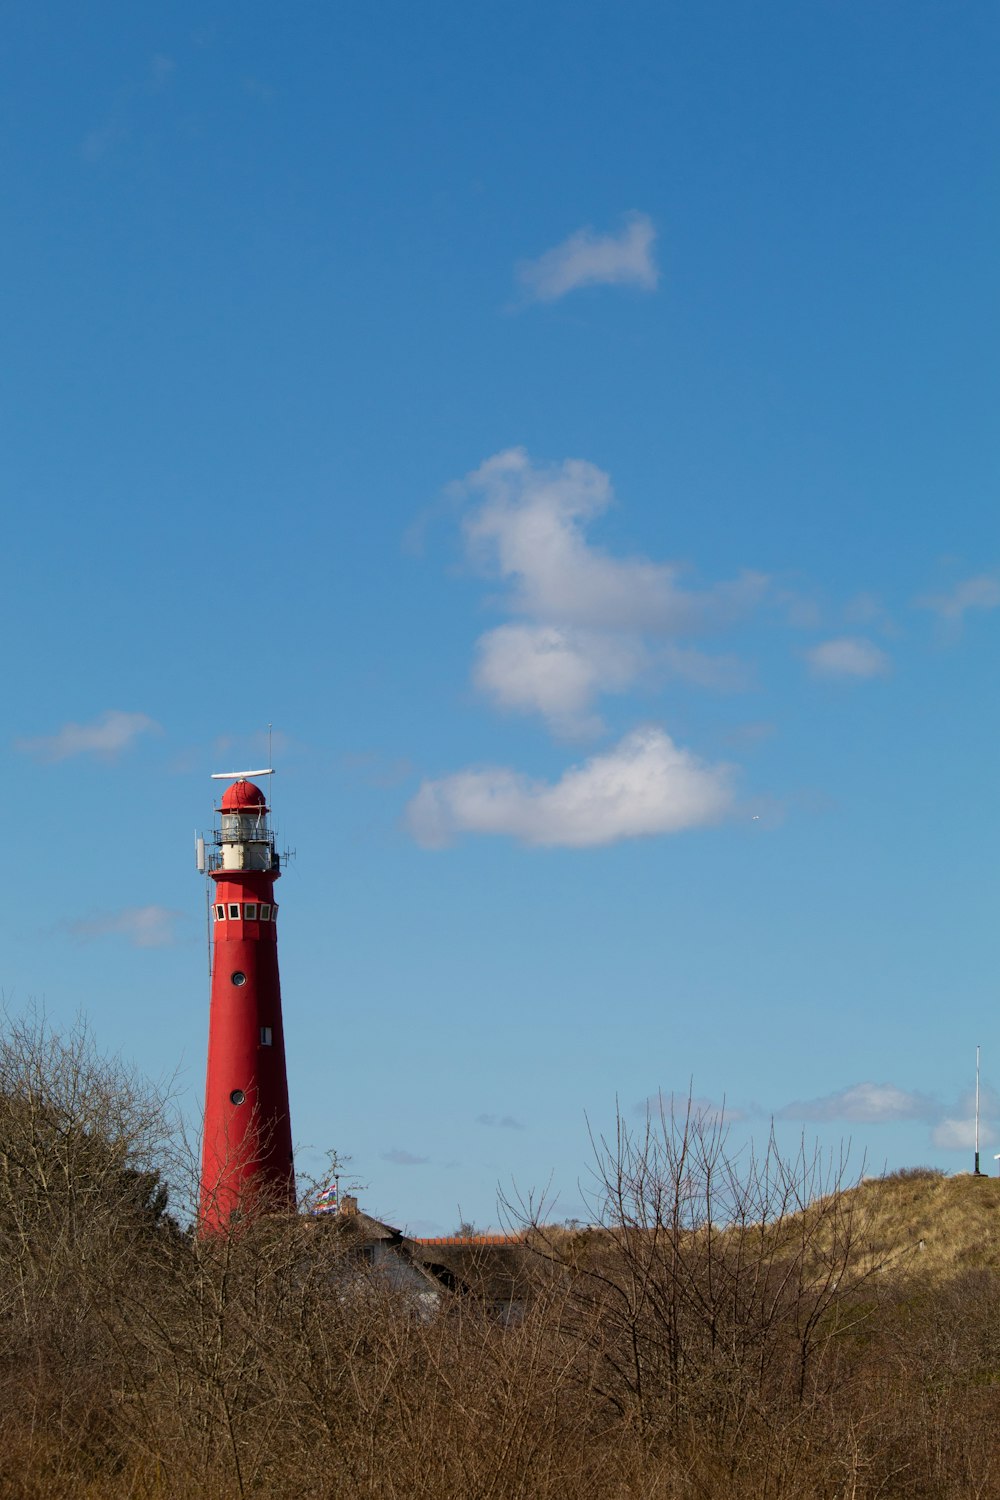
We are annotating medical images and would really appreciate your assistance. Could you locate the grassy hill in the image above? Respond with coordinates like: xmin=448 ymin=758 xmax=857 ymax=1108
xmin=845 ymin=1168 xmax=1000 ymax=1281
xmin=535 ymin=1165 xmax=1000 ymax=1281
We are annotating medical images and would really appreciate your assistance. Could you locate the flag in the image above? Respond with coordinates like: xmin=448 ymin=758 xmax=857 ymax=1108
xmin=313 ymin=1179 xmax=339 ymax=1215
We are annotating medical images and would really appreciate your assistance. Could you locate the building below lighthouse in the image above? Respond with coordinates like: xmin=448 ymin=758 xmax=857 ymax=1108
xmin=199 ymin=773 xmax=295 ymax=1231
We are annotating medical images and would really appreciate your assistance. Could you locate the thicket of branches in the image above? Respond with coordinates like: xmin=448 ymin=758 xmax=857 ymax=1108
xmin=2 ymin=1014 xmax=1000 ymax=1499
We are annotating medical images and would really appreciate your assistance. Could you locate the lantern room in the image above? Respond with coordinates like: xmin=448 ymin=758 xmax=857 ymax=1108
xmin=212 ymin=777 xmax=278 ymax=873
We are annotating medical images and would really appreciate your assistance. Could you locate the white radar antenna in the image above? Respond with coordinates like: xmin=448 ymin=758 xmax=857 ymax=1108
xmin=211 ymin=769 xmax=274 ymax=780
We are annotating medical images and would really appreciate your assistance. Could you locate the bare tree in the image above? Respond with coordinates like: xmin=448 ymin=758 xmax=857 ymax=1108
xmin=508 ymin=1097 xmax=884 ymax=1487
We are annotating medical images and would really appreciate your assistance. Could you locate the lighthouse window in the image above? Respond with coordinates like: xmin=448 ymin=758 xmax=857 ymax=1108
xmin=231 ymin=971 xmax=247 ymax=987
xmin=215 ymin=904 xmax=226 ymax=921
xmin=228 ymin=904 xmax=240 ymax=920
xmin=244 ymin=903 xmax=258 ymax=921
xmin=259 ymin=904 xmax=272 ymax=921
xmin=260 ymin=1027 xmax=272 ymax=1047
xmin=230 ymin=1089 xmax=246 ymax=1106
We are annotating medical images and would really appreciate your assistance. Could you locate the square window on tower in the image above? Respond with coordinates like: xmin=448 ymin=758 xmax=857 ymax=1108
xmin=260 ymin=1027 xmax=273 ymax=1047
xmin=215 ymin=904 xmax=226 ymax=921
xmin=228 ymin=904 xmax=240 ymax=921
xmin=259 ymin=904 xmax=271 ymax=921
xmin=244 ymin=903 xmax=258 ymax=921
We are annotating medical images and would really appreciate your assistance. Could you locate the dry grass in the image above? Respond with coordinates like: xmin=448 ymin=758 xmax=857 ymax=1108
xmin=543 ymin=1165 xmax=1000 ymax=1278
xmin=781 ymin=1168 xmax=1000 ymax=1285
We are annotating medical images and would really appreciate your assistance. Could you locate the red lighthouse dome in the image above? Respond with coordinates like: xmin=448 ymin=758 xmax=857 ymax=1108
xmin=220 ymin=779 xmax=268 ymax=811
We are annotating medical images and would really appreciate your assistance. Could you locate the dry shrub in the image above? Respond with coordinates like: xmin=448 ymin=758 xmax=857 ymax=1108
xmin=4 ymin=1020 xmax=1000 ymax=1498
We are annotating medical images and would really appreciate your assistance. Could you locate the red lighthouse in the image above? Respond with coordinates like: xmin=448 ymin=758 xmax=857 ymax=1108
xmin=198 ymin=772 xmax=295 ymax=1231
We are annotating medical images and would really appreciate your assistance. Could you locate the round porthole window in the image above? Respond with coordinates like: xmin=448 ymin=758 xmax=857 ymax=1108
xmin=230 ymin=1089 xmax=246 ymax=1106
xmin=231 ymin=971 xmax=247 ymax=987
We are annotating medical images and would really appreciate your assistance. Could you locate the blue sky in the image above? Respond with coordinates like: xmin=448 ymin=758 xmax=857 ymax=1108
xmin=3 ymin=2 xmax=1000 ymax=1231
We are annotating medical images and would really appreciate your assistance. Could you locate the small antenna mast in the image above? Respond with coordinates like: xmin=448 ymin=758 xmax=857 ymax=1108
xmin=975 ymin=1044 xmax=982 ymax=1176
xmin=195 ymin=829 xmax=212 ymax=981
xmin=205 ymin=880 xmax=212 ymax=981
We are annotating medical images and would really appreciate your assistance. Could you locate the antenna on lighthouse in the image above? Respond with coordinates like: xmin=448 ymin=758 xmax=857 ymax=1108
xmin=267 ymin=723 xmax=274 ymax=819
xmin=195 ymin=831 xmax=212 ymax=979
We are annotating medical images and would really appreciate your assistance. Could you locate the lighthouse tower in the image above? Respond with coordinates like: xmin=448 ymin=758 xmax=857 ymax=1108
xmin=198 ymin=773 xmax=295 ymax=1231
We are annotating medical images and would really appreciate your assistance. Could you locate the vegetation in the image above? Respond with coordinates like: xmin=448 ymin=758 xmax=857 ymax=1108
xmin=2 ymin=1016 xmax=1000 ymax=1498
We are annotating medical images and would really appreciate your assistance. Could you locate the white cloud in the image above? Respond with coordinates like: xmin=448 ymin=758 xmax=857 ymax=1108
xmin=919 ymin=573 xmax=1000 ymax=623
xmin=931 ymin=1118 xmax=990 ymax=1151
xmin=476 ymin=1113 xmax=524 ymax=1130
xmin=806 ymin=636 xmax=890 ymax=680
xmin=929 ymin=1082 xmax=1000 ymax=1149
xmin=16 ymin=710 xmax=161 ymax=762
xmin=458 ymin=449 xmax=764 ymax=730
xmin=406 ymin=726 xmax=734 ymax=849
xmin=778 ymin=1082 xmax=938 ymax=1125
xmin=517 ymin=212 xmax=659 ymax=302
xmin=844 ymin=592 xmax=897 ymax=634
xmin=474 ymin=629 xmax=748 ymax=738
xmin=463 ymin=449 xmax=766 ymax=633
xmin=636 ymin=1091 xmax=755 ymax=1125
xmin=416 ymin=449 xmax=764 ymax=845
xmin=382 ymin=1148 xmax=428 ymax=1166
xmin=68 ymin=904 xmax=182 ymax=948
xmin=473 ymin=624 xmax=642 ymax=737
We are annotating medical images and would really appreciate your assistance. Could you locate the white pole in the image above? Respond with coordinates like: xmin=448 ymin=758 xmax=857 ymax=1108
xmin=975 ymin=1044 xmax=981 ymax=1175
